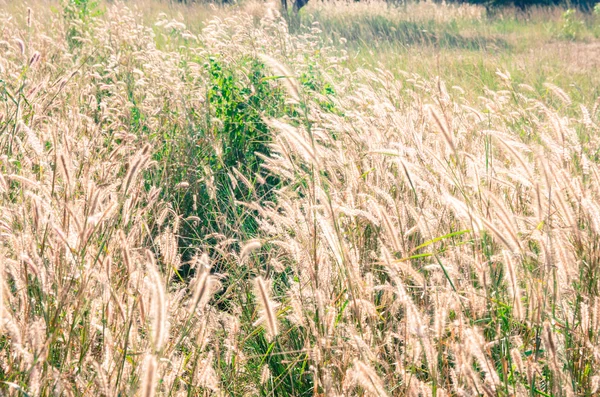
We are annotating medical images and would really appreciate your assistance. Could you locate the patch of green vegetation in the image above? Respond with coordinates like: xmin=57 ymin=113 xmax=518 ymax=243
xmin=147 ymin=56 xmax=288 ymax=265
xmin=63 ymin=0 xmax=104 ymax=51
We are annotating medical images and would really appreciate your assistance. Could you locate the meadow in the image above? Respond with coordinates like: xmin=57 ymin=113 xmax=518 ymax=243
xmin=1 ymin=0 xmax=600 ymax=395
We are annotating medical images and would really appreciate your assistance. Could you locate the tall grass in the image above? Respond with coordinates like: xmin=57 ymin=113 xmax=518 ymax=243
xmin=1 ymin=0 xmax=600 ymax=396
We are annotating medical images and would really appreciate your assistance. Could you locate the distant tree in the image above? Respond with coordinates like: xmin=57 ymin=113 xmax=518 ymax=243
xmin=281 ymin=0 xmax=309 ymax=12
xmin=450 ymin=0 xmax=599 ymax=10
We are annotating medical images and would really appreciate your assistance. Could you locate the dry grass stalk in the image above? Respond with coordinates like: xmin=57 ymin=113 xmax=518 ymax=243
xmin=253 ymin=276 xmax=279 ymax=341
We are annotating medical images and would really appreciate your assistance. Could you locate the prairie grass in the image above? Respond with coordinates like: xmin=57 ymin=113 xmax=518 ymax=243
xmin=1 ymin=0 xmax=600 ymax=396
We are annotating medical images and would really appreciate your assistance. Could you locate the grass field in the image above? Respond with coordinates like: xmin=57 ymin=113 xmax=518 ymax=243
xmin=1 ymin=0 xmax=600 ymax=395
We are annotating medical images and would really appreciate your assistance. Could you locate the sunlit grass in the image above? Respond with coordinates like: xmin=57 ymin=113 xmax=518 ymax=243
xmin=1 ymin=0 xmax=599 ymax=395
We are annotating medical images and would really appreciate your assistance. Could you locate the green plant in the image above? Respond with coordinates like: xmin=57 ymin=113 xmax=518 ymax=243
xmin=63 ymin=0 xmax=103 ymax=50
xmin=147 ymin=55 xmax=290 ymax=270
xmin=559 ymin=8 xmax=584 ymax=40
xmin=593 ymin=3 xmax=600 ymax=37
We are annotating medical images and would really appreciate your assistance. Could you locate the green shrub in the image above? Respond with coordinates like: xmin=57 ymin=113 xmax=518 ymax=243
xmin=559 ymin=8 xmax=584 ymax=39
xmin=62 ymin=0 xmax=103 ymax=50
xmin=594 ymin=3 xmax=600 ymax=36
xmin=147 ymin=55 xmax=290 ymax=270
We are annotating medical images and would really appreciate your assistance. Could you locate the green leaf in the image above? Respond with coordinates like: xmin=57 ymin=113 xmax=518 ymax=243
xmin=411 ymin=229 xmax=471 ymax=252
